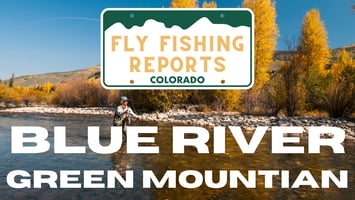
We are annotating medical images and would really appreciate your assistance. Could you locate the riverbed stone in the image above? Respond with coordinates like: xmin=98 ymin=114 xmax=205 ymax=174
xmin=0 ymin=106 xmax=353 ymax=138
xmin=6 ymin=103 xmax=16 ymax=108
xmin=0 ymin=102 xmax=6 ymax=108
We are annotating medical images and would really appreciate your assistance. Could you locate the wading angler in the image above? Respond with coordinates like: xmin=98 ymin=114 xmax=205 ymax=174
xmin=113 ymin=96 xmax=141 ymax=135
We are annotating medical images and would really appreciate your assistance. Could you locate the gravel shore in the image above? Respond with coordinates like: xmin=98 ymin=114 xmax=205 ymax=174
xmin=1 ymin=106 xmax=354 ymax=138
xmin=0 ymin=106 xmax=114 ymax=115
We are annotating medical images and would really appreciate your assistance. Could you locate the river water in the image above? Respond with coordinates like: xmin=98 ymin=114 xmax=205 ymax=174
xmin=0 ymin=113 xmax=354 ymax=200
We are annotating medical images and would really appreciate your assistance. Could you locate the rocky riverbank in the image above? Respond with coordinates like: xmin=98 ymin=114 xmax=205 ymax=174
xmin=143 ymin=109 xmax=354 ymax=138
xmin=0 ymin=106 xmax=114 ymax=115
xmin=1 ymin=106 xmax=354 ymax=138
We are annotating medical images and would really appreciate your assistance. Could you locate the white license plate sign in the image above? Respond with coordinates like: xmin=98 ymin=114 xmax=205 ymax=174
xmin=101 ymin=9 xmax=254 ymax=89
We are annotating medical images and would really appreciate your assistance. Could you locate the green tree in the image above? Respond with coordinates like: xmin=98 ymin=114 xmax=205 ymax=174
xmin=8 ymin=73 xmax=14 ymax=88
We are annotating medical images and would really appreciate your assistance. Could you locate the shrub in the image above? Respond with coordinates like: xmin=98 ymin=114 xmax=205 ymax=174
xmin=320 ymin=64 xmax=355 ymax=117
xmin=258 ymin=73 xmax=286 ymax=116
xmin=50 ymin=79 xmax=114 ymax=107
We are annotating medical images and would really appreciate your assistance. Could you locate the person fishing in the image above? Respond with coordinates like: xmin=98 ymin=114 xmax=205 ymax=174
xmin=113 ymin=96 xmax=141 ymax=134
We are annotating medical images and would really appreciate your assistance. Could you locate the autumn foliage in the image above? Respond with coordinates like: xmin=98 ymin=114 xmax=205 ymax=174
xmin=50 ymin=79 xmax=118 ymax=107
xmin=1 ymin=1 xmax=353 ymax=118
xmin=243 ymin=0 xmax=279 ymax=88
xmin=0 ymin=82 xmax=54 ymax=106
xmin=171 ymin=0 xmax=197 ymax=8
xmin=318 ymin=50 xmax=355 ymax=117
xmin=297 ymin=9 xmax=330 ymax=76
xmin=202 ymin=1 xmax=217 ymax=8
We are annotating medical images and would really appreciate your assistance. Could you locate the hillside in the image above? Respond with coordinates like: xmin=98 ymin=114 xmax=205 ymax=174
xmin=8 ymin=65 xmax=100 ymax=87
xmin=335 ymin=44 xmax=355 ymax=52
xmin=4 ymin=44 xmax=354 ymax=87
xmin=274 ymin=44 xmax=355 ymax=61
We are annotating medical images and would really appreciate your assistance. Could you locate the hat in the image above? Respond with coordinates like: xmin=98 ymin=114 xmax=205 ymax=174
xmin=120 ymin=96 xmax=129 ymax=101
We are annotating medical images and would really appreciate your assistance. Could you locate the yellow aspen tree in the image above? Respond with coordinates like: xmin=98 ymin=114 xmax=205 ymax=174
xmin=171 ymin=0 xmax=197 ymax=8
xmin=42 ymin=82 xmax=54 ymax=94
xmin=320 ymin=50 xmax=354 ymax=117
xmin=201 ymin=0 xmax=241 ymax=112
xmin=297 ymin=9 xmax=330 ymax=76
xmin=242 ymin=0 xmax=279 ymax=89
xmin=202 ymin=1 xmax=217 ymax=8
xmin=217 ymin=90 xmax=241 ymax=111
xmin=331 ymin=50 xmax=354 ymax=78
xmin=201 ymin=0 xmax=242 ymax=112
xmin=241 ymin=0 xmax=278 ymax=114
xmin=296 ymin=9 xmax=330 ymax=110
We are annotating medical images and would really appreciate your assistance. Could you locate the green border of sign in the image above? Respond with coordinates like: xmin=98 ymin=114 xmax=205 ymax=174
xmin=101 ymin=8 xmax=254 ymax=89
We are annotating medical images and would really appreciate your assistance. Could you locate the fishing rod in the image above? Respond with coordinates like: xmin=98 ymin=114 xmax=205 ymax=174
xmin=128 ymin=95 xmax=139 ymax=114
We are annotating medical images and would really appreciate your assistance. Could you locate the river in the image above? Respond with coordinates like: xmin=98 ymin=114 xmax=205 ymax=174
xmin=0 ymin=113 xmax=354 ymax=200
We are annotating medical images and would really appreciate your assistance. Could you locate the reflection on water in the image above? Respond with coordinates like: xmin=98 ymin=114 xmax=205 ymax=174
xmin=0 ymin=113 xmax=354 ymax=200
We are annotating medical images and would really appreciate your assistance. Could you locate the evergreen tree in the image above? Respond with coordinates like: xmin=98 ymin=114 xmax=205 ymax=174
xmin=9 ymin=73 xmax=14 ymax=88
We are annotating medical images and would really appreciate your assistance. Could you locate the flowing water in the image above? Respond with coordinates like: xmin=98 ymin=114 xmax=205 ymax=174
xmin=0 ymin=113 xmax=354 ymax=200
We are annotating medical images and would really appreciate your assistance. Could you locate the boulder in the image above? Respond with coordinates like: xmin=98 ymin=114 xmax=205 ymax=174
xmin=0 ymin=102 xmax=6 ymax=108
xmin=6 ymin=103 xmax=16 ymax=108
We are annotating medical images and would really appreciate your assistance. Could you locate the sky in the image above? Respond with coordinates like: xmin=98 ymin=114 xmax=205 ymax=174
xmin=0 ymin=0 xmax=354 ymax=80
